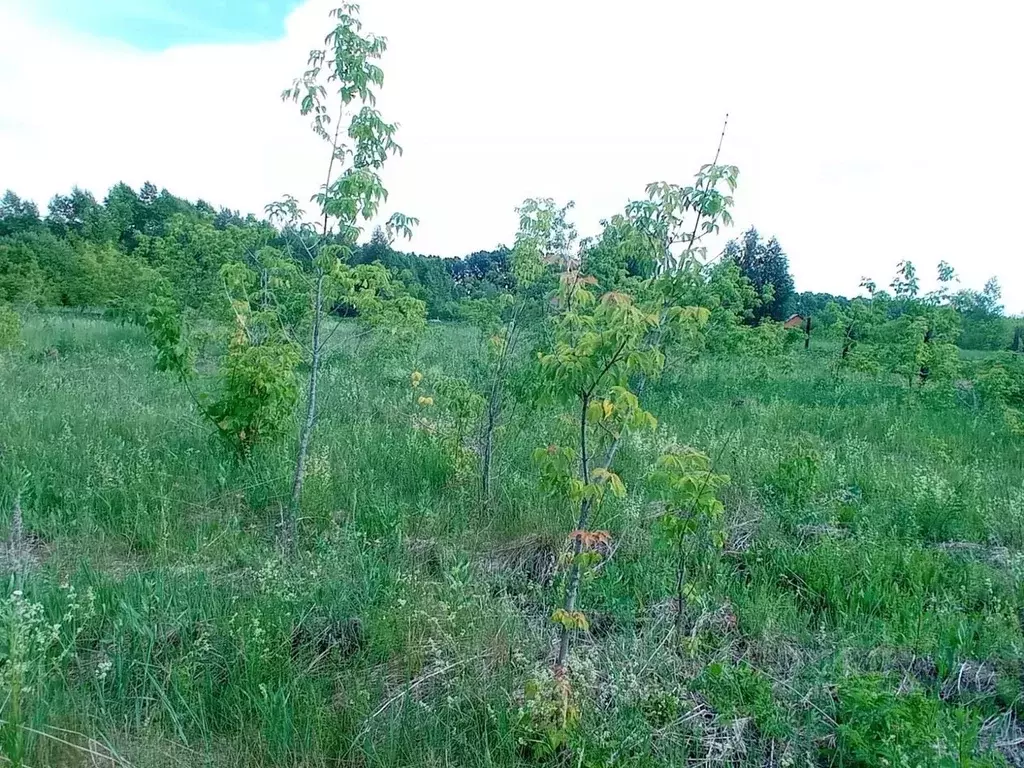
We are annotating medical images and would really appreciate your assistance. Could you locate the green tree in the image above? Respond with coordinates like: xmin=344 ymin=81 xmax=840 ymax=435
xmin=102 ymin=182 xmax=144 ymax=251
xmin=725 ymin=227 xmax=795 ymax=322
xmin=863 ymin=262 xmax=961 ymax=387
xmin=271 ymin=3 xmax=425 ymax=546
xmin=46 ymin=187 xmax=107 ymax=242
xmin=0 ymin=192 xmax=42 ymax=238
xmin=953 ymin=277 xmax=1008 ymax=350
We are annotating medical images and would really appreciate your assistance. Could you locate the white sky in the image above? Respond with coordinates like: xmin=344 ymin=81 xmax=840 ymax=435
xmin=1 ymin=0 xmax=1022 ymax=311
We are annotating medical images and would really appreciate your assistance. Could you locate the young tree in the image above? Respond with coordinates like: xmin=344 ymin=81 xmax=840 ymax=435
xmin=862 ymin=261 xmax=961 ymax=387
xmin=828 ymin=291 xmax=884 ymax=375
xmin=272 ymin=3 xmax=424 ymax=546
xmin=536 ymin=147 xmax=740 ymax=680
xmin=650 ymin=446 xmax=729 ymax=640
xmin=474 ymin=198 xmax=575 ymax=503
xmin=535 ymin=276 xmax=666 ymax=672
xmin=144 ymin=7 xmax=425 ymax=548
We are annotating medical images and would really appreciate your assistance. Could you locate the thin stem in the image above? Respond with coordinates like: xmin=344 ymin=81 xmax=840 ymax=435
xmin=481 ymin=298 xmax=526 ymax=507
xmin=556 ymin=392 xmax=592 ymax=670
xmin=682 ymin=113 xmax=729 ymax=264
xmin=285 ymin=99 xmax=346 ymax=552
xmin=287 ymin=270 xmax=325 ymax=551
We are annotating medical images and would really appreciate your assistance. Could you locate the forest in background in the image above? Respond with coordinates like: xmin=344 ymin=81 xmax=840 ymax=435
xmin=0 ymin=184 xmax=1017 ymax=351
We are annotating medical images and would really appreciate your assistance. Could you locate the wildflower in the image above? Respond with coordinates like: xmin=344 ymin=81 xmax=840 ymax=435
xmin=410 ymin=370 xmax=423 ymax=388
xmin=418 ymin=396 xmax=434 ymax=406
xmin=96 ymin=656 xmax=113 ymax=682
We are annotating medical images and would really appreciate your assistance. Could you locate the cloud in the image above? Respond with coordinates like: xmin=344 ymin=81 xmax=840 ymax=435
xmin=1 ymin=0 xmax=1022 ymax=310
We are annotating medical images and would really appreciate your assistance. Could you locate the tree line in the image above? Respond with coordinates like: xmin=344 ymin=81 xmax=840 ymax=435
xmin=0 ymin=181 xmax=1015 ymax=349
xmin=0 ymin=184 xmax=510 ymax=321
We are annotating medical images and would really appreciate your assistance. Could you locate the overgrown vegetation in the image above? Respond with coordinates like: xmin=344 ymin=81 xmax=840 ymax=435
xmin=1 ymin=6 xmax=1023 ymax=768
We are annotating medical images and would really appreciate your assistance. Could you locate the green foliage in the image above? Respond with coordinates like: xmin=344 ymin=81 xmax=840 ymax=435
xmin=0 ymin=303 xmax=20 ymax=349
xmin=0 ymin=190 xmax=42 ymax=238
xmin=341 ymin=262 xmax=428 ymax=346
xmin=625 ymin=163 xmax=739 ymax=272
xmin=139 ymin=214 xmax=262 ymax=314
xmin=581 ymin=213 xmax=656 ymax=292
xmin=742 ymin=319 xmax=792 ymax=377
xmin=766 ymin=437 xmax=821 ymax=506
xmin=652 ymin=448 xmax=728 ymax=545
xmin=725 ymin=227 xmax=795 ymax=322
xmin=829 ymin=295 xmax=885 ymax=375
xmin=697 ymin=661 xmax=790 ymax=741
xmin=410 ymin=371 xmax=484 ymax=479
xmin=954 ymin=278 xmax=1008 ymax=350
xmin=514 ymin=667 xmax=580 ymax=761
xmin=4 ymin=312 xmax=1024 ymax=767
xmin=208 ymin=315 xmax=302 ymax=454
xmin=2 ymin=7 xmax=1022 ymax=767
xmin=971 ymin=352 xmax=1024 ymax=434
xmin=146 ymin=288 xmax=302 ymax=456
xmin=651 ymin=446 xmax=729 ymax=625
xmin=829 ymin=675 xmax=996 ymax=767
xmin=145 ymin=293 xmax=194 ymax=378
xmin=1 ymin=586 xmax=97 ymax=767
xmin=872 ymin=262 xmax=962 ymax=388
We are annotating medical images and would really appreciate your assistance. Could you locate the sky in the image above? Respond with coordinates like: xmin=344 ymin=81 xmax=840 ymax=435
xmin=1 ymin=0 xmax=1022 ymax=311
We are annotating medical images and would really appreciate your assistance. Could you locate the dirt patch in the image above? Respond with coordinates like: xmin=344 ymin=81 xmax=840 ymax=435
xmin=475 ymin=533 xmax=558 ymax=589
xmin=934 ymin=541 xmax=1012 ymax=568
xmin=795 ymin=523 xmax=848 ymax=539
xmin=1 ymin=496 xmax=49 ymax=574
xmin=940 ymin=659 xmax=999 ymax=701
xmin=981 ymin=712 xmax=1024 ymax=767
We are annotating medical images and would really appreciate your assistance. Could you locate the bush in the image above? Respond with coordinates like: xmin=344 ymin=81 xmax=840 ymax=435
xmin=829 ymin=675 xmax=997 ymax=767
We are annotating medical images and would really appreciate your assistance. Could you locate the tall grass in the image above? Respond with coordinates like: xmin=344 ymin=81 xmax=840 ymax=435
xmin=1 ymin=313 xmax=1021 ymax=765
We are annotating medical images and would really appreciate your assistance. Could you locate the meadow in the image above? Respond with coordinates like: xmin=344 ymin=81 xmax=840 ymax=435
xmin=2 ymin=311 xmax=1023 ymax=767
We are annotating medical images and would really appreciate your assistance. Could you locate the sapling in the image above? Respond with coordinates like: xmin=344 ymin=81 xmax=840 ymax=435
xmin=534 ymin=140 xmax=741 ymax=677
xmin=864 ymin=261 xmax=961 ymax=388
xmin=271 ymin=3 xmax=425 ymax=547
xmin=478 ymin=199 xmax=575 ymax=505
xmin=535 ymin=274 xmax=665 ymax=673
xmin=650 ymin=446 xmax=729 ymax=641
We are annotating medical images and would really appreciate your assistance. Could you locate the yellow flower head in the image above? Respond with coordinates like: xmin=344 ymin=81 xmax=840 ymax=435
xmin=410 ymin=371 xmax=423 ymax=388
xmin=417 ymin=396 xmax=434 ymax=407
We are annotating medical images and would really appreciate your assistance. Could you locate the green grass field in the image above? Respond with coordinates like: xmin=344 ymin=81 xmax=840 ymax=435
xmin=2 ymin=313 xmax=1024 ymax=766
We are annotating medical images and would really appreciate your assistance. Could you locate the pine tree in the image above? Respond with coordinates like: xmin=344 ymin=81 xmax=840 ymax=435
xmin=725 ymin=226 xmax=795 ymax=322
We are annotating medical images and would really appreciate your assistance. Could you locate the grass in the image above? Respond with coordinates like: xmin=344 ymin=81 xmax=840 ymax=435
xmin=2 ymin=312 xmax=1023 ymax=766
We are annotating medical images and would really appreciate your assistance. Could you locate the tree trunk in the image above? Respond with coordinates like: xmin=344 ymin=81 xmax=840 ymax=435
xmin=841 ymin=324 xmax=853 ymax=359
xmin=286 ymin=270 xmax=325 ymax=553
xmin=804 ymin=315 xmax=812 ymax=350
xmin=556 ymin=393 xmax=591 ymax=670
xmin=674 ymin=537 xmax=688 ymax=641
xmin=481 ymin=395 xmax=497 ymax=507
xmin=1012 ymin=326 xmax=1022 ymax=353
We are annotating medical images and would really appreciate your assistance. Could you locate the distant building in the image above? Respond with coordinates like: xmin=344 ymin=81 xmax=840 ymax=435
xmin=783 ymin=314 xmax=806 ymax=329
